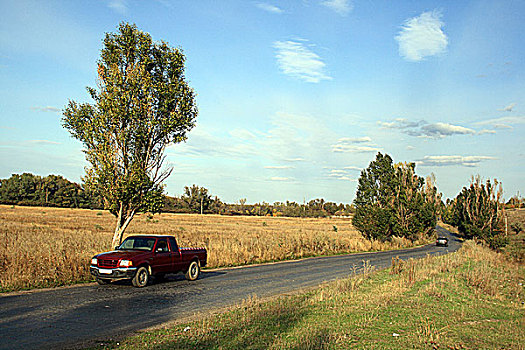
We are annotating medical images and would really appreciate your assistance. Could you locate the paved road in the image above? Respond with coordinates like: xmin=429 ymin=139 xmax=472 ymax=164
xmin=0 ymin=226 xmax=459 ymax=349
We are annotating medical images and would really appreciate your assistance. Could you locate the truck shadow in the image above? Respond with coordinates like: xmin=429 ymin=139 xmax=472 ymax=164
xmin=153 ymin=270 xmax=226 ymax=285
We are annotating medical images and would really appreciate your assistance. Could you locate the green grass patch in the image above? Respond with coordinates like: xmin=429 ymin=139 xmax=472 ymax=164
xmin=100 ymin=241 xmax=525 ymax=349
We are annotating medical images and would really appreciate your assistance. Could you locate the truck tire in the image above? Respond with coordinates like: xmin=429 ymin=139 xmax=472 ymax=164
xmin=132 ymin=266 xmax=149 ymax=287
xmin=96 ymin=278 xmax=110 ymax=285
xmin=185 ymin=260 xmax=200 ymax=281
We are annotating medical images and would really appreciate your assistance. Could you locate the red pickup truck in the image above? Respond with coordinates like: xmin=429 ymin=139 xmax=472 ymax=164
xmin=90 ymin=235 xmax=207 ymax=287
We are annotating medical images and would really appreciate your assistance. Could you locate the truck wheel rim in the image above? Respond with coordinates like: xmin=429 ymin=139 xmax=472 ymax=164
xmin=139 ymin=271 xmax=147 ymax=285
xmin=191 ymin=263 xmax=197 ymax=278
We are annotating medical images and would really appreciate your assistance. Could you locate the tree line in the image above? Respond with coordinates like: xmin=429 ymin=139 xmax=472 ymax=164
xmin=0 ymin=173 xmax=353 ymax=218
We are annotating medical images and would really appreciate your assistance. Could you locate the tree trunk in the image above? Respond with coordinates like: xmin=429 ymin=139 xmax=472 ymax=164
xmin=111 ymin=207 xmax=136 ymax=249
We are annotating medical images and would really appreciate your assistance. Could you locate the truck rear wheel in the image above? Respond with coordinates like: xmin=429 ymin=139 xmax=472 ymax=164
xmin=185 ymin=260 xmax=200 ymax=281
xmin=132 ymin=266 xmax=149 ymax=287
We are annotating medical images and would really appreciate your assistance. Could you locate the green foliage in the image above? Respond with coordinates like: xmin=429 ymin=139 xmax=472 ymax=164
xmin=0 ymin=173 xmax=102 ymax=209
xmin=181 ymin=184 xmax=213 ymax=214
xmin=352 ymin=153 xmax=439 ymax=241
xmin=444 ymin=176 xmax=505 ymax=248
xmin=62 ymin=23 xmax=197 ymax=243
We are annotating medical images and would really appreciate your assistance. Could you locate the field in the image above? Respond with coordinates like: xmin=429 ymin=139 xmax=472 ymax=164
xmin=99 ymin=240 xmax=525 ymax=350
xmin=0 ymin=205 xmax=425 ymax=292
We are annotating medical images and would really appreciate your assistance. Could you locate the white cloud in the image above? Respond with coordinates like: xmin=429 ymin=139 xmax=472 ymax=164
xmin=337 ymin=136 xmax=371 ymax=143
xmin=499 ymin=103 xmax=516 ymax=112
xmin=229 ymin=128 xmax=256 ymax=140
xmin=344 ymin=166 xmax=361 ymax=171
xmin=256 ymin=3 xmax=283 ymax=14
xmin=332 ymin=135 xmax=380 ymax=153
xmin=380 ymin=118 xmax=476 ymax=138
xmin=265 ymin=165 xmax=294 ymax=169
xmin=420 ymin=123 xmax=475 ymax=138
xmin=167 ymin=127 xmax=258 ymax=158
xmin=475 ymin=116 xmax=525 ymax=128
xmin=332 ymin=145 xmax=381 ymax=153
xmin=27 ymin=140 xmax=61 ymax=145
xmin=417 ymin=155 xmax=496 ymax=167
xmin=269 ymin=176 xmax=293 ymax=181
xmin=327 ymin=168 xmax=357 ymax=181
xmin=273 ymin=40 xmax=332 ymax=83
xmin=395 ymin=11 xmax=448 ymax=62
xmin=477 ymin=129 xmax=496 ymax=135
xmin=107 ymin=0 xmax=128 ymax=14
xmin=30 ymin=106 xmax=60 ymax=113
xmin=378 ymin=118 xmax=426 ymax=129
xmin=321 ymin=0 xmax=353 ymax=16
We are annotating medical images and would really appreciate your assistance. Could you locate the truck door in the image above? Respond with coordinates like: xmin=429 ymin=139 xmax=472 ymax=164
xmin=168 ymin=237 xmax=184 ymax=273
xmin=152 ymin=238 xmax=172 ymax=273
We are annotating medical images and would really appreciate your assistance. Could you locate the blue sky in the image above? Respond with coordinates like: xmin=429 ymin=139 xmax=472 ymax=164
xmin=1 ymin=0 xmax=524 ymax=204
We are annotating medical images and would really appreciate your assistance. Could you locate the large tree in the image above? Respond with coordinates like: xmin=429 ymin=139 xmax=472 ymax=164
xmin=445 ymin=176 xmax=505 ymax=248
xmin=63 ymin=23 xmax=198 ymax=247
xmin=352 ymin=153 xmax=439 ymax=241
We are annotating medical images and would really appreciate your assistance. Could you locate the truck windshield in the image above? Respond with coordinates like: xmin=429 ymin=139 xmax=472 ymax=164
xmin=118 ymin=237 xmax=156 ymax=251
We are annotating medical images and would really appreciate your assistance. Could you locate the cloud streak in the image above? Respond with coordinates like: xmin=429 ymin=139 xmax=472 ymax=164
xmin=256 ymin=3 xmax=283 ymax=14
xmin=379 ymin=119 xmax=476 ymax=138
xmin=417 ymin=155 xmax=496 ymax=167
xmin=331 ymin=136 xmax=380 ymax=153
xmin=273 ymin=40 xmax=331 ymax=83
xmin=107 ymin=0 xmax=128 ymax=14
xmin=475 ymin=116 xmax=525 ymax=129
xmin=395 ymin=10 xmax=448 ymax=62
xmin=321 ymin=0 xmax=353 ymax=16
xmin=327 ymin=168 xmax=357 ymax=181
xmin=499 ymin=103 xmax=516 ymax=112
xmin=30 ymin=106 xmax=61 ymax=113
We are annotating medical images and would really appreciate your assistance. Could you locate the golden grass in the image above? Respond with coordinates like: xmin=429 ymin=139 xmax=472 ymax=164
xmin=0 ymin=205 xmax=428 ymax=292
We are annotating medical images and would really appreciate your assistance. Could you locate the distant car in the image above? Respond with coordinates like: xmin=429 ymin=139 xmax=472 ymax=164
xmin=436 ymin=237 xmax=449 ymax=247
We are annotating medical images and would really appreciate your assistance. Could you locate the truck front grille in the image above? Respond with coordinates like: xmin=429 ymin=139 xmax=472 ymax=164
xmin=98 ymin=259 xmax=119 ymax=268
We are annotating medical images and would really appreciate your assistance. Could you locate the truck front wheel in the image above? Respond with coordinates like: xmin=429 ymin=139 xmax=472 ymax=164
xmin=185 ymin=260 xmax=200 ymax=281
xmin=132 ymin=266 xmax=149 ymax=287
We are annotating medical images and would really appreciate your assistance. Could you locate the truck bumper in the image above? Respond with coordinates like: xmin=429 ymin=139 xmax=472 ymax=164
xmin=90 ymin=266 xmax=137 ymax=280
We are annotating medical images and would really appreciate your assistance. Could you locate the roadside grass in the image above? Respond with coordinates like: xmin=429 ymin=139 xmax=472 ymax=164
xmin=102 ymin=240 xmax=525 ymax=350
xmin=0 ymin=205 xmax=430 ymax=292
xmin=504 ymin=208 xmax=525 ymax=263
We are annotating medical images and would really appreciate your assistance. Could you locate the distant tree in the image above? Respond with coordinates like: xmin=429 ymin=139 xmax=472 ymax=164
xmin=446 ymin=176 xmax=506 ymax=248
xmin=181 ymin=185 xmax=212 ymax=214
xmin=63 ymin=23 xmax=197 ymax=247
xmin=352 ymin=153 xmax=439 ymax=241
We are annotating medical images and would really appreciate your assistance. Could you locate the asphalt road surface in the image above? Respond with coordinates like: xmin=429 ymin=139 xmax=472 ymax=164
xmin=0 ymin=226 xmax=460 ymax=349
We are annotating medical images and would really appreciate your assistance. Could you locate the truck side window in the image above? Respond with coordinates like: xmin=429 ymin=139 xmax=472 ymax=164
xmin=168 ymin=237 xmax=178 ymax=252
xmin=156 ymin=239 xmax=168 ymax=253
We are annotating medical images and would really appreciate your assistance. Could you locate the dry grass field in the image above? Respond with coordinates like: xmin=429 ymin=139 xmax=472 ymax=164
xmin=0 ymin=205 xmax=427 ymax=292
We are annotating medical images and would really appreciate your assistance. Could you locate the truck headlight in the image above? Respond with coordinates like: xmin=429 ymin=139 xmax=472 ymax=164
xmin=119 ymin=259 xmax=132 ymax=267
xmin=91 ymin=258 xmax=98 ymax=266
